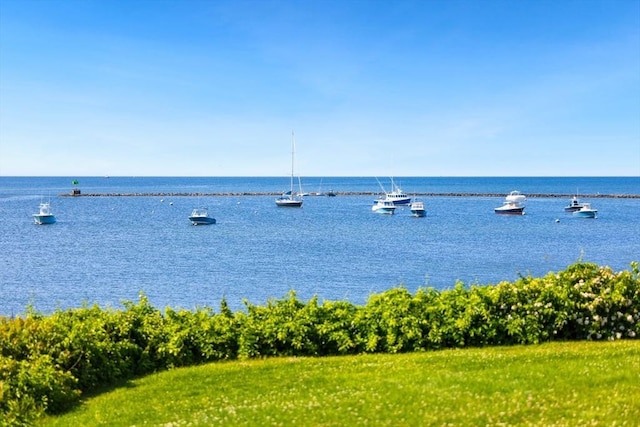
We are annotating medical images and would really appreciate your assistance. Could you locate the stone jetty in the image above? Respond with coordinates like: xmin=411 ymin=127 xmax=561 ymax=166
xmin=59 ymin=192 xmax=639 ymax=199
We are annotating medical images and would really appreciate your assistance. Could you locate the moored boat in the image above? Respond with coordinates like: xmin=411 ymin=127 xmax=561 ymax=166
xmin=564 ymin=195 xmax=587 ymax=212
xmin=494 ymin=191 xmax=525 ymax=215
xmin=375 ymin=177 xmax=411 ymax=205
xmin=410 ymin=200 xmax=426 ymax=217
xmin=276 ymin=193 xmax=303 ymax=207
xmin=33 ymin=202 xmax=56 ymax=225
xmin=573 ymin=203 xmax=597 ymax=218
xmin=189 ymin=208 xmax=216 ymax=225
xmin=372 ymin=199 xmax=396 ymax=215
xmin=276 ymin=132 xmax=304 ymax=208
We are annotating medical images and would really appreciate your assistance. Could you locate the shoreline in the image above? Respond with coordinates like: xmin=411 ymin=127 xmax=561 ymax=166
xmin=59 ymin=192 xmax=640 ymax=198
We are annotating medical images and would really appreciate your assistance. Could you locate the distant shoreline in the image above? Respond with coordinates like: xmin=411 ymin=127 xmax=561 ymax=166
xmin=59 ymin=192 xmax=640 ymax=198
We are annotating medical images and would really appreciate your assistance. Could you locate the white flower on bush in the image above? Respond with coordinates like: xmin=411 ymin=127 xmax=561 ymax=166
xmin=629 ymin=331 xmax=636 ymax=338
xmin=627 ymin=314 xmax=634 ymax=323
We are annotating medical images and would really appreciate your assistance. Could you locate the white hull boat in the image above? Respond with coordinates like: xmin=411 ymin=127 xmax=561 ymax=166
xmin=33 ymin=202 xmax=56 ymax=225
xmin=372 ymin=199 xmax=396 ymax=215
xmin=189 ymin=208 xmax=216 ymax=225
xmin=495 ymin=191 xmax=526 ymax=215
xmin=573 ymin=203 xmax=597 ymax=218
xmin=276 ymin=132 xmax=303 ymax=208
xmin=410 ymin=200 xmax=426 ymax=217
xmin=564 ymin=195 xmax=588 ymax=212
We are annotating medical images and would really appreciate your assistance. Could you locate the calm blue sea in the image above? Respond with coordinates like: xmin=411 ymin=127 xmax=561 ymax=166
xmin=1 ymin=176 xmax=639 ymax=316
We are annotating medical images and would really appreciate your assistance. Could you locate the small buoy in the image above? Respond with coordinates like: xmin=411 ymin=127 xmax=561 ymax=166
xmin=160 ymin=199 xmax=164 ymax=202
xmin=169 ymin=202 xmax=173 ymax=206
xmin=555 ymin=218 xmax=560 ymax=223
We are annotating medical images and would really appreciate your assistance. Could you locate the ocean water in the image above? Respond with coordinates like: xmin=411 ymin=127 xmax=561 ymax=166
xmin=1 ymin=176 xmax=639 ymax=316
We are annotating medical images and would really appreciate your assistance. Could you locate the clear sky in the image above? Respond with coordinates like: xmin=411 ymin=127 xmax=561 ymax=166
xmin=1 ymin=0 xmax=639 ymax=177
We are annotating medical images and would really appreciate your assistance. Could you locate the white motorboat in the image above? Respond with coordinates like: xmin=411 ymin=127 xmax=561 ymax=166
xmin=33 ymin=202 xmax=56 ymax=225
xmin=372 ymin=199 xmax=396 ymax=215
xmin=410 ymin=200 xmax=426 ymax=217
xmin=564 ymin=195 xmax=588 ymax=212
xmin=189 ymin=208 xmax=216 ymax=225
xmin=573 ymin=203 xmax=597 ymax=218
xmin=495 ymin=191 xmax=525 ymax=215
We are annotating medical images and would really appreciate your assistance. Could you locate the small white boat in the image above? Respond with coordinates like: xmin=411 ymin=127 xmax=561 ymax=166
xmin=276 ymin=132 xmax=303 ymax=208
xmin=372 ymin=199 xmax=396 ymax=215
xmin=33 ymin=202 xmax=56 ymax=225
xmin=573 ymin=203 xmax=597 ymax=219
xmin=276 ymin=192 xmax=303 ymax=207
xmin=495 ymin=191 xmax=525 ymax=215
xmin=564 ymin=195 xmax=587 ymax=212
xmin=189 ymin=208 xmax=216 ymax=225
xmin=410 ymin=200 xmax=426 ymax=217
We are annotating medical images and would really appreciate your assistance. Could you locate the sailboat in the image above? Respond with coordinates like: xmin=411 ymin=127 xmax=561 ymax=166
xmin=275 ymin=132 xmax=303 ymax=207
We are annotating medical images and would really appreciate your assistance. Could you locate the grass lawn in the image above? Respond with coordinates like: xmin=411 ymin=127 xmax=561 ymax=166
xmin=43 ymin=340 xmax=640 ymax=426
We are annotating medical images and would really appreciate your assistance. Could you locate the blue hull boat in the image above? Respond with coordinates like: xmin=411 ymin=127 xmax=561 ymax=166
xmin=189 ymin=208 xmax=216 ymax=225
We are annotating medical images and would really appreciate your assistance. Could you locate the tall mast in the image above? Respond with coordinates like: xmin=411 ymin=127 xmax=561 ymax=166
xmin=290 ymin=131 xmax=295 ymax=195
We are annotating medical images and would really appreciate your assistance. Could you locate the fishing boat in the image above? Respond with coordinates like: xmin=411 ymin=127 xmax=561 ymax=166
xmin=494 ymin=190 xmax=526 ymax=215
xmin=410 ymin=200 xmax=426 ymax=217
xmin=189 ymin=208 xmax=216 ymax=225
xmin=564 ymin=195 xmax=588 ymax=212
xmin=33 ymin=202 xmax=56 ymax=225
xmin=276 ymin=132 xmax=303 ymax=207
xmin=375 ymin=177 xmax=411 ymax=205
xmin=573 ymin=203 xmax=597 ymax=219
xmin=372 ymin=199 xmax=396 ymax=215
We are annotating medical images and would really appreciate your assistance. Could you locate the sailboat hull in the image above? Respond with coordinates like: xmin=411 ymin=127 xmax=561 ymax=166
xmin=275 ymin=198 xmax=303 ymax=207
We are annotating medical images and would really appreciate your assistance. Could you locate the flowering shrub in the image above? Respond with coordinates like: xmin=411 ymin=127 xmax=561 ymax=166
xmin=0 ymin=262 xmax=638 ymax=424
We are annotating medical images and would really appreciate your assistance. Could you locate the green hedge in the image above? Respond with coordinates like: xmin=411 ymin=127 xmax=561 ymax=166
xmin=1 ymin=261 xmax=638 ymax=425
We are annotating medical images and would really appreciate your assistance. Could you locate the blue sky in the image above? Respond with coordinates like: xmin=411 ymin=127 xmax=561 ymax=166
xmin=1 ymin=0 xmax=639 ymax=177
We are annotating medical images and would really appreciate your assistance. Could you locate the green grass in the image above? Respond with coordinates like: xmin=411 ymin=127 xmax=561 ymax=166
xmin=43 ymin=341 xmax=640 ymax=426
